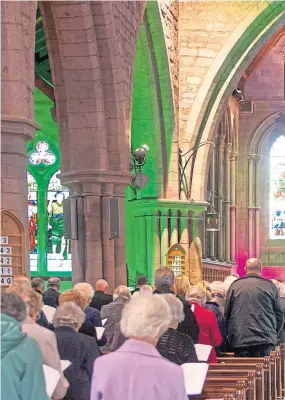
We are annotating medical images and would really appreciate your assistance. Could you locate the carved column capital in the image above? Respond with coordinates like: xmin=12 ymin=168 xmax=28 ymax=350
xmin=248 ymin=153 xmax=257 ymax=163
xmin=230 ymin=151 xmax=238 ymax=161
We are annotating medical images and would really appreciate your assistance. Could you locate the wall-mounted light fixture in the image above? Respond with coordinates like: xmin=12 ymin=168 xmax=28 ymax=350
xmin=130 ymin=144 xmax=150 ymax=191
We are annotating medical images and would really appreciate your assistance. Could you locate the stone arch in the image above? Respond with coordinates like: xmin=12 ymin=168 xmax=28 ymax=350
xmin=248 ymin=111 xmax=285 ymax=155
xmin=188 ymin=4 xmax=285 ymax=200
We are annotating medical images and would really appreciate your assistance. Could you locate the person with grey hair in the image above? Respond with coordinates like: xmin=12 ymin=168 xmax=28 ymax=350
xmin=153 ymin=266 xmax=199 ymax=343
xmin=53 ymin=302 xmax=101 ymax=400
xmin=91 ymin=295 xmax=187 ymax=400
xmin=225 ymin=258 xmax=284 ymax=357
xmin=1 ymin=292 xmax=48 ymax=400
xmin=43 ymin=277 xmax=61 ymax=308
xmin=100 ymin=285 xmax=131 ymax=353
xmin=157 ymin=294 xmax=198 ymax=364
xmin=73 ymin=282 xmax=102 ymax=327
xmin=31 ymin=277 xmax=45 ymax=294
xmin=224 ymin=274 xmax=239 ymax=297
xmin=186 ymin=285 xmax=222 ymax=363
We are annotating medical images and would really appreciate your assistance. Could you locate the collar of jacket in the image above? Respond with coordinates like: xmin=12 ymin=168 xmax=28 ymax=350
xmin=153 ymin=285 xmax=174 ymax=295
xmin=117 ymin=339 xmax=162 ymax=358
xmin=55 ymin=325 xmax=77 ymax=333
xmin=239 ymin=273 xmax=264 ymax=281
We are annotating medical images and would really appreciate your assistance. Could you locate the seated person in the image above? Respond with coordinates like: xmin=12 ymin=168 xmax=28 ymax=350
xmin=53 ymin=302 xmax=101 ymax=400
xmin=157 ymin=294 xmax=198 ymax=364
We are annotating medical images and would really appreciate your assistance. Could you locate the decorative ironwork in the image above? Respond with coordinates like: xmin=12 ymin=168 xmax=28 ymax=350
xmin=179 ymin=140 xmax=215 ymax=200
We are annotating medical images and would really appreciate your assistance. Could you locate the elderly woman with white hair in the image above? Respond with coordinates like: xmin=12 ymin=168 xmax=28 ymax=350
xmin=73 ymin=282 xmax=102 ymax=327
xmin=157 ymin=294 xmax=198 ymax=364
xmin=100 ymin=285 xmax=131 ymax=352
xmin=186 ymin=285 xmax=222 ymax=363
xmin=53 ymin=302 xmax=101 ymax=400
xmin=1 ymin=292 xmax=48 ymax=400
xmin=90 ymin=295 xmax=187 ymax=400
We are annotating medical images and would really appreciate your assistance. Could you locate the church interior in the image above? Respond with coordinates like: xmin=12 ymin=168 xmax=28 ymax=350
xmin=2 ymin=2 xmax=285 ymax=400
xmin=1 ymin=1 xmax=285 ymax=288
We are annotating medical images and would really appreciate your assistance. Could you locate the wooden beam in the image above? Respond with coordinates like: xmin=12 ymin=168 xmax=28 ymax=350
xmin=35 ymin=73 xmax=55 ymax=101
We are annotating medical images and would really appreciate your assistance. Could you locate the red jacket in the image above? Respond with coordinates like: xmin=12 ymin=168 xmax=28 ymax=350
xmin=190 ymin=302 xmax=222 ymax=363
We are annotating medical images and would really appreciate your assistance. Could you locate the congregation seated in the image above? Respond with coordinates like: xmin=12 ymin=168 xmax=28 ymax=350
xmin=186 ymin=285 xmax=222 ymax=362
xmin=89 ymin=279 xmax=113 ymax=311
xmin=157 ymin=294 xmax=198 ymax=364
xmin=153 ymin=265 xmax=200 ymax=343
xmin=90 ymin=295 xmax=187 ymax=400
xmin=1 ymin=292 xmax=48 ymax=400
xmin=73 ymin=282 xmax=102 ymax=326
xmin=101 ymin=285 xmax=131 ymax=352
xmin=53 ymin=302 xmax=101 ymax=400
xmin=6 ymin=285 xmax=68 ymax=399
xmin=43 ymin=277 xmax=61 ymax=308
xmin=59 ymin=289 xmax=106 ymax=346
xmin=31 ymin=277 xmax=54 ymax=330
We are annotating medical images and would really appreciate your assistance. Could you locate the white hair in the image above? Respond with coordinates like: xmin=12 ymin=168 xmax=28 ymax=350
xmin=224 ymin=275 xmax=238 ymax=295
xmin=121 ymin=294 xmax=171 ymax=340
xmin=113 ymin=285 xmax=131 ymax=302
xmin=278 ymin=284 xmax=285 ymax=298
xmin=132 ymin=285 xmax=153 ymax=298
xmin=186 ymin=285 xmax=206 ymax=305
xmin=53 ymin=301 xmax=85 ymax=329
xmin=210 ymin=281 xmax=226 ymax=297
xmin=73 ymin=282 xmax=94 ymax=302
xmin=162 ymin=294 xmax=184 ymax=325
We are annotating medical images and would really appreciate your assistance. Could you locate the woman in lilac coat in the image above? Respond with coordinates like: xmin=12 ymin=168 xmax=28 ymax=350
xmin=90 ymin=295 xmax=187 ymax=400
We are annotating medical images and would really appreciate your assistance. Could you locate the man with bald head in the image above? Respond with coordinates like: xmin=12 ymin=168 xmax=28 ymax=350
xmin=89 ymin=279 xmax=113 ymax=311
xmin=225 ymin=258 xmax=284 ymax=357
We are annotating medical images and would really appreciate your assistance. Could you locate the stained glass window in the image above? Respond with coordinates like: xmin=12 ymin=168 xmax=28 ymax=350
xmin=28 ymin=172 xmax=38 ymax=271
xmin=47 ymin=170 xmax=71 ymax=271
xmin=270 ymin=136 xmax=285 ymax=239
xmin=30 ymin=141 xmax=56 ymax=166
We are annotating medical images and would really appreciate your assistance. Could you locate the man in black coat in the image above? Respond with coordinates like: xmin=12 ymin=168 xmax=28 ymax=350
xmin=225 ymin=258 xmax=284 ymax=357
xmin=43 ymin=277 xmax=61 ymax=308
xmin=153 ymin=266 xmax=199 ymax=344
xmin=89 ymin=279 xmax=113 ymax=311
xmin=131 ymin=276 xmax=148 ymax=295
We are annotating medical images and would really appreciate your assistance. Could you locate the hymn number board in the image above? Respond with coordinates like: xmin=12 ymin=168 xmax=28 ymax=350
xmin=1 ymin=211 xmax=26 ymax=286
xmin=167 ymin=244 xmax=186 ymax=277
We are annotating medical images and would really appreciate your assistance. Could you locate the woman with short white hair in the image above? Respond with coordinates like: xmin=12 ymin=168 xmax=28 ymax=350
xmin=90 ymin=295 xmax=187 ymax=400
xmin=73 ymin=282 xmax=102 ymax=327
xmin=132 ymin=284 xmax=153 ymax=298
xmin=157 ymin=294 xmax=198 ymax=364
xmin=186 ymin=285 xmax=222 ymax=363
xmin=53 ymin=302 xmax=101 ymax=400
xmin=100 ymin=285 xmax=131 ymax=353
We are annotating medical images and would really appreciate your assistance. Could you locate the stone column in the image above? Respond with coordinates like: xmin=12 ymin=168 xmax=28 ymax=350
xmin=160 ymin=210 xmax=169 ymax=265
xmin=218 ymin=134 xmax=226 ymax=261
xmin=1 ymin=1 xmax=38 ymax=274
xmin=230 ymin=152 xmax=237 ymax=262
xmin=62 ymin=172 xmax=131 ymax=291
xmin=209 ymin=156 xmax=216 ymax=261
xmin=247 ymin=154 xmax=256 ymax=258
xmin=224 ymin=143 xmax=232 ymax=263
xmin=254 ymin=156 xmax=261 ymax=258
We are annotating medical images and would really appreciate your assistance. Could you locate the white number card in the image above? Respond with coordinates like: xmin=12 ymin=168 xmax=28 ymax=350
xmin=0 ymin=236 xmax=8 ymax=245
xmin=0 ymin=267 xmax=12 ymax=276
xmin=0 ymin=257 xmax=12 ymax=265
xmin=0 ymin=246 xmax=12 ymax=255
xmin=0 ymin=276 xmax=12 ymax=286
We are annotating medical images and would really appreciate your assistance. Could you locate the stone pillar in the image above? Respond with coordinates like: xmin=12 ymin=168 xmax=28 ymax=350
xmin=254 ymin=156 xmax=261 ymax=258
xmin=62 ymin=173 xmax=131 ymax=291
xmin=224 ymin=143 xmax=232 ymax=263
xmin=180 ymin=211 xmax=189 ymax=275
xmin=209 ymin=156 xmax=216 ymax=261
xmin=247 ymin=154 xmax=256 ymax=258
xmin=160 ymin=210 xmax=169 ymax=265
xmin=218 ymin=134 xmax=226 ymax=261
xmin=1 ymin=1 xmax=38 ymax=274
xmin=230 ymin=152 xmax=237 ymax=262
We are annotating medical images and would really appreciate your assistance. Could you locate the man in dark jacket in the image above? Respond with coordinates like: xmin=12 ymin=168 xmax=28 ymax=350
xmin=43 ymin=277 xmax=61 ymax=308
xmin=131 ymin=276 xmax=148 ymax=294
xmin=89 ymin=279 xmax=113 ymax=311
xmin=153 ymin=266 xmax=199 ymax=343
xmin=225 ymin=258 xmax=284 ymax=357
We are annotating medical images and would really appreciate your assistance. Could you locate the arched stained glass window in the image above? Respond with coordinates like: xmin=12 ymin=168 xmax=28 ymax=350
xmin=47 ymin=170 xmax=71 ymax=272
xmin=28 ymin=172 xmax=38 ymax=271
xmin=270 ymin=136 xmax=285 ymax=239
